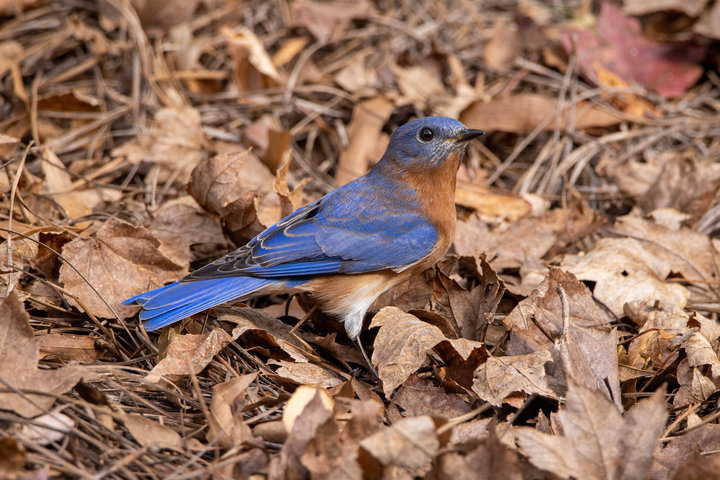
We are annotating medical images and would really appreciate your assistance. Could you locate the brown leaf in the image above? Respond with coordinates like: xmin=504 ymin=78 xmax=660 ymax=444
xmin=454 ymin=182 xmax=531 ymax=221
xmin=369 ymin=307 xmax=448 ymax=397
xmin=430 ymin=430 xmax=524 ymax=480
xmin=188 ymin=150 xmax=275 ymax=245
xmin=146 ymin=328 xmax=232 ymax=383
xmin=38 ymin=333 xmax=100 ymax=362
xmin=391 ymin=64 xmax=445 ymax=109
xmin=393 ymin=375 xmax=471 ymax=419
xmin=0 ymin=292 xmax=81 ymax=417
xmin=124 ymin=414 xmax=185 ymax=451
xmin=563 ymin=237 xmax=691 ymax=318
xmin=290 ymin=0 xmax=377 ymax=43
xmin=224 ymin=307 xmax=311 ymax=363
xmin=336 ymin=97 xmax=393 ymax=185
xmin=517 ymin=383 xmax=668 ymax=480
xmin=148 ymin=195 xmax=227 ymax=268
xmin=59 ymin=218 xmax=185 ymax=319
xmin=359 ymin=416 xmax=439 ymax=470
xmin=207 ymin=374 xmax=260 ymax=449
xmin=460 ymin=93 xmax=622 ymax=133
xmin=504 ymin=269 xmax=621 ymax=407
xmin=272 ymin=361 xmax=344 ymax=389
xmin=483 ymin=17 xmax=521 ymax=72
xmin=652 ymin=424 xmax=720 ymax=480
xmin=224 ymin=26 xmax=282 ymax=91
xmin=472 ymin=350 xmax=555 ymax=407
xmin=111 ymin=106 xmax=205 ymax=184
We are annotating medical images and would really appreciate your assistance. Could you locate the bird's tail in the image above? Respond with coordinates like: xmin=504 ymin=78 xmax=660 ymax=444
xmin=123 ymin=277 xmax=274 ymax=331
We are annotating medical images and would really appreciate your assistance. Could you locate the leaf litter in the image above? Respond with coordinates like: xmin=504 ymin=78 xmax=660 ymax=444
xmin=1 ymin=0 xmax=720 ymax=478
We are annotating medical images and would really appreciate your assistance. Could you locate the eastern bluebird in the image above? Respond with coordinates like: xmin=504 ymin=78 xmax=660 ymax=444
xmin=124 ymin=116 xmax=483 ymax=355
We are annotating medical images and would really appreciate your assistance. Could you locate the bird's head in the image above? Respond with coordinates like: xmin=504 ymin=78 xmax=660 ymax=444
xmin=380 ymin=116 xmax=484 ymax=172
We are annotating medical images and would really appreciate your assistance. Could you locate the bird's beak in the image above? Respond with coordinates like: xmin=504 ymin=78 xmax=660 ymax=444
xmin=452 ymin=129 xmax=485 ymax=143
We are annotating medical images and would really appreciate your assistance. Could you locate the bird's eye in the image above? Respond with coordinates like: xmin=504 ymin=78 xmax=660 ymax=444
xmin=418 ymin=127 xmax=434 ymax=142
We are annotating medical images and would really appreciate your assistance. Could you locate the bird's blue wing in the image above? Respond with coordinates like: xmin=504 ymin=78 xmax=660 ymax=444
xmin=185 ymin=172 xmax=438 ymax=281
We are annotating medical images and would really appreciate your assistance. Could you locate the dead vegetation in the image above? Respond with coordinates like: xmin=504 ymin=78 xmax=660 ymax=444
xmin=1 ymin=0 xmax=720 ymax=478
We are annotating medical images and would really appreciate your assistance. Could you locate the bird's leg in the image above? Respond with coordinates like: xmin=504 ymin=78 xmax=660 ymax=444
xmin=354 ymin=334 xmax=379 ymax=379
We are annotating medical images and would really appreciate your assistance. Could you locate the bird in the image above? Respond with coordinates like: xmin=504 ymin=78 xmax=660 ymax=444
xmin=124 ymin=116 xmax=483 ymax=366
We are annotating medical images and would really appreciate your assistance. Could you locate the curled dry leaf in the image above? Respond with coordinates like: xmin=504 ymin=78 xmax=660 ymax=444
xmin=59 ymin=218 xmax=185 ymax=319
xmin=0 ymin=292 xmax=81 ymax=417
xmin=393 ymin=375 xmax=471 ymax=419
xmin=145 ymin=328 xmax=232 ymax=383
xmin=272 ymin=361 xmax=344 ymax=389
xmin=208 ymin=374 xmax=260 ymax=449
xmin=224 ymin=26 xmax=282 ymax=91
xmin=188 ymin=150 xmax=276 ymax=245
xmin=517 ymin=383 xmax=668 ymax=480
xmin=224 ymin=307 xmax=310 ymax=363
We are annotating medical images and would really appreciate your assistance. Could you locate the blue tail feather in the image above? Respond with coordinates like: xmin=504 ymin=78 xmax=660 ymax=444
xmin=123 ymin=277 xmax=275 ymax=331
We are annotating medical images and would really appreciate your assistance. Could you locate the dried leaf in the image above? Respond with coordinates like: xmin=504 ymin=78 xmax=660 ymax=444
xmin=0 ymin=293 xmax=81 ymax=417
xmin=124 ymin=414 xmax=184 ymax=451
xmin=336 ymin=97 xmax=393 ymax=185
xmin=565 ymin=3 xmax=704 ymax=98
xmin=472 ymin=350 xmax=555 ymax=407
xmin=393 ymin=375 xmax=471 ymax=419
xmin=290 ymin=0 xmax=377 ymax=43
xmin=208 ymin=374 xmax=260 ymax=449
xmin=369 ymin=307 xmax=448 ymax=397
xmin=517 ymin=383 xmax=668 ymax=480
xmin=146 ymin=328 xmax=233 ymax=383
xmin=461 ymin=93 xmax=622 ymax=133
xmin=360 ymin=416 xmax=439 ymax=470
xmin=38 ymin=333 xmax=100 ymax=362
xmin=188 ymin=150 xmax=275 ymax=245
xmin=60 ymin=218 xmax=185 ymax=319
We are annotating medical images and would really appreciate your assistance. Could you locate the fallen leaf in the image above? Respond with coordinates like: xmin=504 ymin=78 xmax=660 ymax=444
xmin=563 ymin=237 xmax=691 ymax=318
xmin=564 ymin=3 xmax=704 ymax=98
xmin=517 ymin=383 xmax=668 ymax=480
xmin=290 ymin=0 xmax=377 ymax=43
xmin=188 ymin=150 xmax=276 ymax=245
xmin=148 ymin=195 xmax=227 ymax=268
xmin=393 ymin=375 xmax=471 ymax=419
xmin=652 ymin=424 xmax=720 ymax=480
xmin=360 ymin=415 xmax=439 ymax=470
xmin=112 ymin=106 xmax=205 ymax=184
xmin=224 ymin=26 xmax=282 ymax=91
xmin=207 ymin=374 xmax=260 ymax=449
xmin=0 ymin=292 xmax=81 ymax=417
xmin=483 ymin=17 xmax=521 ymax=72
xmin=460 ymin=93 xmax=622 ymax=133
xmin=224 ymin=307 xmax=311 ymax=363
xmin=124 ymin=414 xmax=185 ymax=451
xmin=391 ymin=64 xmax=445 ymax=109
xmin=336 ymin=97 xmax=393 ymax=185
xmin=369 ymin=307 xmax=448 ymax=397
xmin=146 ymin=328 xmax=233 ymax=383
xmin=472 ymin=350 xmax=556 ymax=407
xmin=273 ymin=361 xmax=344 ymax=389
xmin=454 ymin=182 xmax=531 ymax=222
xmin=38 ymin=333 xmax=100 ymax=362
xmin=59 ymin=218 xmax=186 ymax=319
xmin=504 ymin=269 xmax=621 ymax=407
xmin=430 ymin=429 xmax=525 ymax=480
